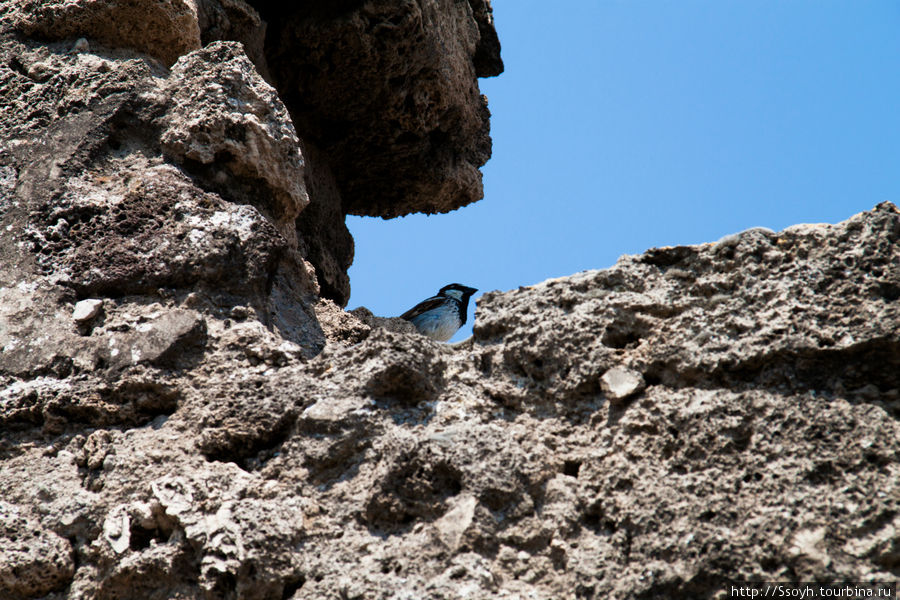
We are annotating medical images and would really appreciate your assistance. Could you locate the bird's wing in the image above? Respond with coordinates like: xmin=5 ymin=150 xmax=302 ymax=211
xmin=400 ymin=296 xmax=445 ymax=320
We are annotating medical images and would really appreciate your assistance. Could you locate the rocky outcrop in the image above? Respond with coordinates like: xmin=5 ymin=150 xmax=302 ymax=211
xmin=2 ymin=0 xmax=899 ymax=598
xmin=9 ymin=0 xmax=202 ymax=66
xmin=1 ymin=0 xmax=500 ymax=307
xmin=261 ymin=0 xmax=500 ymax=217
xmin=3 ymin=194 xmax=898 ymax=598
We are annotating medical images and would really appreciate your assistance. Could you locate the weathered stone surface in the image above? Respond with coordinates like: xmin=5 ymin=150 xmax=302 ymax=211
xmin=3 ymin=198 xmax=898 ymax=599
xmin=0 ymin=0 xmax=499 ymax=305
xmin=349 ymin=306 xmax=419 ymax=337
xmin=4 ymin=183 xmax=900 ymax=599
xmin=0 ymin=501 xmax=75 ymax=598
xmin=161 ymin=41 xmax=309 ymax=243
xmin=0 ymin=30 xmax=323 ymax=349
xmin=3 ymin=0 xmax=897 ymax=597
xmin=295 ymin=141 xmax=354 ymax=305
xmin=105 ymin=308 xmax=207 ymax=369
xmin=261 ymin=0 xmax=502 ymax=217
xmin=469 ymin=0 xmax=504 ymax=77
xmin=196 ymin=0 xmax=270 ymax=80
xmin=7 ymin=0 xmax=201 ymax=66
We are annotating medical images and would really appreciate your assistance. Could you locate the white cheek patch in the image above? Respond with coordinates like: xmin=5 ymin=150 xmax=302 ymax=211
xmin=444 ymin=289 xmax=464 ymax=300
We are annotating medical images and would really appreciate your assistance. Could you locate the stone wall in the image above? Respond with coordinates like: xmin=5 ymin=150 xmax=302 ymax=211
xmin=1 ymin=1 xmax=898 ymax=598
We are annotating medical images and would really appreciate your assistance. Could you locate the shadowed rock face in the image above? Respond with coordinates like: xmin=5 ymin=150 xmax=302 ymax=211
xmin=2 ymin=0 xmax=899 ymax=598
xmin=2 ymin=0 xmax=501 ymax=306
xmin=259 ymin=0 xmax=501 ymax=218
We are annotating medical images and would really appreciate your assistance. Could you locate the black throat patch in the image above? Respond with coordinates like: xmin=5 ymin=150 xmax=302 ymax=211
xmin=454 ymin=294 xmax=471 ymax=326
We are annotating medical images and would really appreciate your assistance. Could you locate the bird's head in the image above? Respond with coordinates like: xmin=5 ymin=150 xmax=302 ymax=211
xmin=439 ymin=283 xmax=478 ymax=301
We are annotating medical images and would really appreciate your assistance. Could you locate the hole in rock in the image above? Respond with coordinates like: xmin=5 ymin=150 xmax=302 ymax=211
xmin=129 ymin=521 xmax=166 ymax=551
xmin=602 ymin=328 xmax=641 ymax=349
xmin=582 ymin=503 xmax=616 ymax=536
xmin=281 ymin=574 xmax=306 ymax=599
xmin=210 ymin=573 xmax=238 ymax=598
xmin=644 ymin=372 xmax=662 ymax=386
xmin=880 ymin=282 xmax=900 ymax=302
xmin=601 ymin=316 xmax=649 ymax=350
xmin=563 ymin=460 xmax=581 ymax=478
xmin=365 ymin=458 xmax=463 ymax=532
xmin=742 ymin=471 xmax=763 ymax=484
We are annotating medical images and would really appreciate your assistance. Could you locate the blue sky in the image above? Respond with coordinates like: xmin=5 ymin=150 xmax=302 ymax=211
xmin=346 ymin=1 xmax=900 ymax=341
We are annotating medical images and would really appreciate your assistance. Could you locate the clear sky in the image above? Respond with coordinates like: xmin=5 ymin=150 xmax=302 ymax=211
xmin=346 ymin=1 xmax=900 ymax=341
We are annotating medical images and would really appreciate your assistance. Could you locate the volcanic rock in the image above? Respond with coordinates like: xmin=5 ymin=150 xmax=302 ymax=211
xmin=261 ymin=0 xmax=501 ymax=217
xmin=1 ymin=0 xmax=898 ymax=599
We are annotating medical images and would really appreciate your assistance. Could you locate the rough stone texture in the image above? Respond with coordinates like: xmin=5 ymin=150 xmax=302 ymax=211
xmin=6 ymin=0 xmax=202 ymax=66
xmin=2 ymin=0 xmax=503 ymax=307
xmin=3 ymin=0 xmax=899 ymax=598
xmin=0 ymin=501 xmax=75 ymax=598
xmin=469 ymin=0 xmax=504 ymax=77
xmin=261 ymin=0 xmax=502 ymax=217
xmin=0 ymin=29 xmax=326 ymax=346
xmin=161 ymin=41 xmax=309 ymax=245
xmin=196 ymin=0 xmax=271 ymax=81
xmin=3 ymin=198 xmax=898 ymax=598
xmin=295 ymin=140 xmax=354 ymax=305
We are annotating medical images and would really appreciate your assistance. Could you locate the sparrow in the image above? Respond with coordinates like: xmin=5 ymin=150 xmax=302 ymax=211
xmin=400 ymin=283 xmax=478 ymax=341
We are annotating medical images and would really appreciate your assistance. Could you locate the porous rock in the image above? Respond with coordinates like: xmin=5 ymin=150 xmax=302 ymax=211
xmin=161 ymin=41 xmax=309 ymax=243
xmin=7 ymin=0 xmax=202 ymax=66
xmin=0 ymin=501 xmax=75 ymax=598
xmin=4 ymin=201 xmax=900 ymax=598
xmin=196 ymin=0 xmax=270 ymax=80
xmin=262 ymin=0 xmax=502 ymax=217
xmin=2 ymin=0 xmax=899 ymax=598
